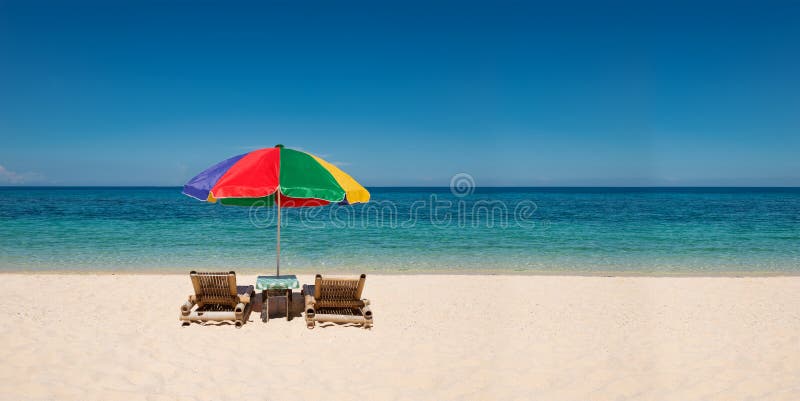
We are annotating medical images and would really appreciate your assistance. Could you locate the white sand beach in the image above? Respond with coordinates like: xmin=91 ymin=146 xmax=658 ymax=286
xmin=1 ymin=274 xmax=799 ymax=400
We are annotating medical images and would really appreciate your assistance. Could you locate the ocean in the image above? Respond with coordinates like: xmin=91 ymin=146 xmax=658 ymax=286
xmin=1 ymin=187 xmax=798 ymax=274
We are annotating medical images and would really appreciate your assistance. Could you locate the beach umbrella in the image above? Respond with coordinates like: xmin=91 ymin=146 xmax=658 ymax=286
xmin=182 ymin=144 xmax=370 ymax=275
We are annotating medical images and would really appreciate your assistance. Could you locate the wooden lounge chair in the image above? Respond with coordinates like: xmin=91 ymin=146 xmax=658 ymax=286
xmin=302 ymin=274 xmax=373 ymax=329
xmin=179 ymin=271 xmax=254 ymax=328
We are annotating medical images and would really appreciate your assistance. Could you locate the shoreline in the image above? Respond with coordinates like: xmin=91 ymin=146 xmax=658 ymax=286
xmin=2 ymin=269 xmax=800 ymax=277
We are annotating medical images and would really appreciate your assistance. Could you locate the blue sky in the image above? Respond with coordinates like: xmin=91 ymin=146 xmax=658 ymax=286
xmin=1 ymin=0 xmax=798 ymax=186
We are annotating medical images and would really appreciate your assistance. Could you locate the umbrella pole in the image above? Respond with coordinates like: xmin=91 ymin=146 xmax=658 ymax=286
xmin=276 ymin=190 xmax=281 ymax=276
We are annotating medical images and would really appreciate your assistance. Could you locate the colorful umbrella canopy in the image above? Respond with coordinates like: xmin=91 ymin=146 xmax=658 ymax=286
xmin=182 ymin=144 xmax=370 ymax=275
xmin=183 ymin=144 xmax=369 ymax=207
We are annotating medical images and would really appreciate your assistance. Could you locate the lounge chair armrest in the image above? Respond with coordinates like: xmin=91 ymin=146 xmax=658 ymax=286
xmin=361 ymin=305 xmax=373 ymax=320
xmin=237 ymin=293 xmax=251 ymax=304
xmin=234 ymin=302 xmax=246 ymax=319
xmin=304 ymin=292 xmax=317 ymax=317
xmin=304 ymin=293 xmax=316 ymax=307
xmin=181 ymin=299 xmax=196 ymax=316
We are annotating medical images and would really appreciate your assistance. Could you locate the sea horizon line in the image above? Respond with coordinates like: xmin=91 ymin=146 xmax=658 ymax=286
xmin=2 ymin=185 xmax=800 ymax=189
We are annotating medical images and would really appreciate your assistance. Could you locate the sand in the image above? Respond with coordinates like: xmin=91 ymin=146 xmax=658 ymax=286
xmin=0 ymin=274 xmax=798 ymax=400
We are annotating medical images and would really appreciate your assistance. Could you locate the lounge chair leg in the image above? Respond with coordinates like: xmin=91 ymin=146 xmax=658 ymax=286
xmin=287 ymin=289 xmax=292 ymax=321
xmin=261 ymin=297 xmax=269 ymax=323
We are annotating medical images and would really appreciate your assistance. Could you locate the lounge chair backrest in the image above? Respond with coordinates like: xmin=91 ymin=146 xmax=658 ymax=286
xmin=190 ymin=271 xmax=239 ymax=307
xmin=314 ymin=274 xmax=366 ymax=308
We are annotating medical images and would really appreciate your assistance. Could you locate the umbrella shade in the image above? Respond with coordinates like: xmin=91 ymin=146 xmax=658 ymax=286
xmin=183 ymin=145 xmax=369 ymax=207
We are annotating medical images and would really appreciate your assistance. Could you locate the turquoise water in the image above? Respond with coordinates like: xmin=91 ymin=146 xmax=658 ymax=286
xmin=1 ymin=187 xmax=799 ymax=274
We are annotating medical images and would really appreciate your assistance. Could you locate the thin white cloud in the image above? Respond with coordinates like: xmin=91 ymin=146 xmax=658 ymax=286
xmin=0 ymin=165 xmax=44 ymax=184
xmin=331 ymin=161 xmax=351 ymax=167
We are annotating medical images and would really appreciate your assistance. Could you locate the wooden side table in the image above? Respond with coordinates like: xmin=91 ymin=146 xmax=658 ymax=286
xmin=255 ymin=275 xmax=300 ymax=323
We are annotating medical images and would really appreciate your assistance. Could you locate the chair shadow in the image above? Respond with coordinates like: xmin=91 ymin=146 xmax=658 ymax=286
xmin=192 ymin=321 xmax=238 ymax=327
xmin=316 ymin=322 xmax=366 ymax=329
